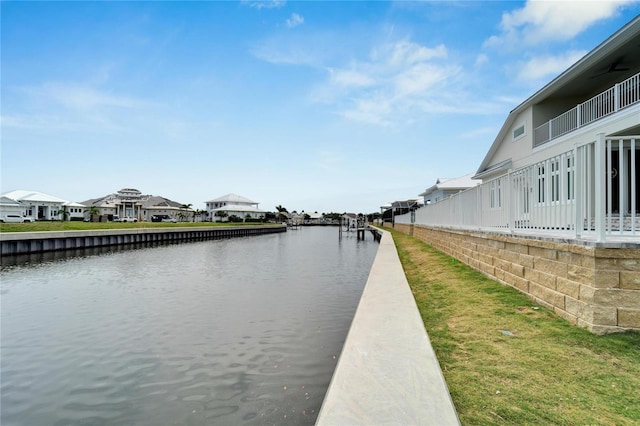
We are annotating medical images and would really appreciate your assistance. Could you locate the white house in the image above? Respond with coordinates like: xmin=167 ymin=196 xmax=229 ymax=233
xmin=205 ymin=194 xmax=265 ymax=222
xmin=405 ymin=15 xmax=640 ymax=242
xmin=419 ymin=173 xmax=480 ymax=205
xmin=63 ymin=202 xmax=87 ymax=221
xmin=1 ymin=190 xmax=82 ymax=221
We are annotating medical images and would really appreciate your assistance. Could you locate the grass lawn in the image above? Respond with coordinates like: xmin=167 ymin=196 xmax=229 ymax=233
xmin=388 ymin=228 xmax=640 ymax=425
xmin=0 ymin=221 xmax=275 ymax=233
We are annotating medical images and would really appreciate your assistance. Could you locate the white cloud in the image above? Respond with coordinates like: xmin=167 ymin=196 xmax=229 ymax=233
xmin=325 ymin=40 xmax=464 ymax=125
xmin=21 ymin=83 xmax=149 ymax=111
xmin=475 ymin=54 xmax=489 ymax=67
xmin=516 ymin=50 xmax=588 ymax=81
xmin=485 ymin=0 xmax=637 ymax=48
xmin=251 ymin=33 xmax=328 ymax=66
xmin=256 ymin=32 xmax=494 ymax=126
xmin=393 ymin=63 xmax=450 ymax=97
xmin=242 ymin=0 xmax=286 ymax=10
xmin=316 ymin=150 xmax=345 ymax=170
xmin=372 ymin=41 xmax=447 ymax=67
xmin=340 ymin=96 xmax=392 ymax=126
xmin=286 ymin=13 xmax=304 ymax=28
xmin=327 ymin=68 xmax=375 ymax=88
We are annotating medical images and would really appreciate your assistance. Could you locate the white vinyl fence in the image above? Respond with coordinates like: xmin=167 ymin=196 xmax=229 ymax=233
xmin=397 ymin=134 xmax=639 ymax=242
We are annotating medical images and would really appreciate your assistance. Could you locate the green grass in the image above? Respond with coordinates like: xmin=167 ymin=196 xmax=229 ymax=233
xmin=0 ymin=221 xmax=275 ymax=233
xmin=388 ymin=228 xmax=640 ymax=426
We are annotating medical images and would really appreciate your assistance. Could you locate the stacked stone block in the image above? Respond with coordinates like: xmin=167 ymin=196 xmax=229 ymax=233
xmin=393 ymin=223 xmax=640 ymax=334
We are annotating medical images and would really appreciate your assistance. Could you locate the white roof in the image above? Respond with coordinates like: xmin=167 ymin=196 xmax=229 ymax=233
xmin=419 ymin=173 xmax=479 ymax=197
xmin=2 ymin=190 xmax=69 ymax=204
xmin=206 ymin=193 xmax=258 ymax=204
xmin=0 ymin=196 xmax=23 ymax=206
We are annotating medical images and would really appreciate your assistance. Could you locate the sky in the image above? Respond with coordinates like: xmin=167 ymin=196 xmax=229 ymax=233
xmin=2 ymin=1 xmax=639 ymax=214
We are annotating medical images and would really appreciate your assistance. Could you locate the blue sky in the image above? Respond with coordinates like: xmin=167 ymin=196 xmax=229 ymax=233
xmin=2 ymin=1 xmax=639 ymax=214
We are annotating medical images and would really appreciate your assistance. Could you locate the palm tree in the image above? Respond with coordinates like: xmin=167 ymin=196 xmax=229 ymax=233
xmin=55 ymin=207 xmax=70 ymax=221
xmin=193 ymin=209 xmax=207 ymax=222
xmin=214 ymin=210 xmax=228 ymax=222
xmin=87 ymin=206 xmax=100 ymax=222
xmin=275 ymin=205 xmax=288 ymax=223
xmin=180 ymin=204 xmax=193 ymax=222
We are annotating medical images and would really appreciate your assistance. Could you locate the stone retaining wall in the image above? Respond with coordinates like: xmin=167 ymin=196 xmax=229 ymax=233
xmin=394 ymin=224 xmax=640 ymax=334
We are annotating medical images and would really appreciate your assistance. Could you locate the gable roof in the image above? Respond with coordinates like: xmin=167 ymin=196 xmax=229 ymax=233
xmin=0 ymin=196 xmax=23 ymax=206
xmin=475 ymin=15 xmax=640 ymax=178
xmin=419 ymin=172 xmax=479 ymax=197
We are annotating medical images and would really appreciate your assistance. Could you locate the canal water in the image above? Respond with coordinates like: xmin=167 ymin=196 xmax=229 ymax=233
xmin=0 ymin=227 xmax=378 ymax=426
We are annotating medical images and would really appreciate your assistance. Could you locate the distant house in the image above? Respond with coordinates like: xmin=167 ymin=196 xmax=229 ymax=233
xmin=341 ymin=213 xmax=359 ymax=230
xmin=205 ymin=194 xmax=265 ymax=222
xmin=83 ymin=188 xmax=193 ymax=222
xmin=381 ymin=198 xmax=421 ymax=224
xmin=142 ymin=195 xmax=194 ymax=222
xmin=64 ymin=202 xmax=87 ymax=221
xmin=1 ymin=190 xmax=84 ymax=220
xmin=419 ymin=173 xmax=480 ymax=205
xmin=304 ymin=212 xmax=324 ymax=224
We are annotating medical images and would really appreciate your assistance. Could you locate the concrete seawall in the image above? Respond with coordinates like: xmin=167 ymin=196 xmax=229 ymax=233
xmin=0 ymin=225 xmax=286 ymax=256
xmin=316 ymin=228 xmax=459 ymax=425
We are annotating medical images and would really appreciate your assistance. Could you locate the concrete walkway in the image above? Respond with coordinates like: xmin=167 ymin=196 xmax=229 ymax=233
xmin=316 ymin=229 xmax=460 ymax=425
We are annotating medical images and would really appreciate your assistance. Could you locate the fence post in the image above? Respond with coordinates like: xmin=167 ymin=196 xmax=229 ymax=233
xmin=574 ymin=145 xmax=581 ymax=239
xmin=507 ymin=170 xmax=514 ymax=232
xmin=594 ymin=133 xmax=606 ymax=242
xmin=614 ymin=83 xmax=620 ymax=112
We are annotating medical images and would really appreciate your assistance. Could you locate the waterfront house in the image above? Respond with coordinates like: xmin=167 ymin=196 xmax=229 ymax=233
xmin=394 ymin=16 xmax=640 ymax=334
xmin=341 ymin=213 xmax=359 ymax=231
xmin=1 ymin=190 xmax=84 ymax=221
xmin=205 ymin=194 xmax=265 ymax=222
xmin=418 ymin=173 xmax=480 ymax=205
xmin=83 ymin=188 xmax=194 ymax=222
xmin=381 ymin=198 xmax=421 ymax=225
xmin=304 ymin=212 xmax=324 ymax=224
xmin=63 ymin=202 xmax=87 ymax=221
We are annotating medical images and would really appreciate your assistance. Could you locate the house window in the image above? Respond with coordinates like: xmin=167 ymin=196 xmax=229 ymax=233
xmin=513 ymin=124 xmax=525 ymax=140
xmin=537 ymin=164 xmax=546 ymax=203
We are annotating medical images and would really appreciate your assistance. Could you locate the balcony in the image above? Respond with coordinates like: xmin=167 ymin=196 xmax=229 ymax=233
xmin=534 ymin=71 xmax=640 ymax=147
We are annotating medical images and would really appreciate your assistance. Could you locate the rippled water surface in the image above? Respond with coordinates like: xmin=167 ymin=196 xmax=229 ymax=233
xmin=1 ymin=227 xmax=378 ymax=425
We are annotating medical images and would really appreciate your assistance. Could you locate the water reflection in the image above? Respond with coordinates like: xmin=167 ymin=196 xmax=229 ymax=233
xmin=1 ymin=227 xmax=377 ymax=425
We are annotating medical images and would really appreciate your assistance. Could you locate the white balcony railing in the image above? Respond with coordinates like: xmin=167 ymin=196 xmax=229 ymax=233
xmin=534 ymin=72 xmax=640 ymax=147
xmin=397 ymin=135 xmax=639 ymax=243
